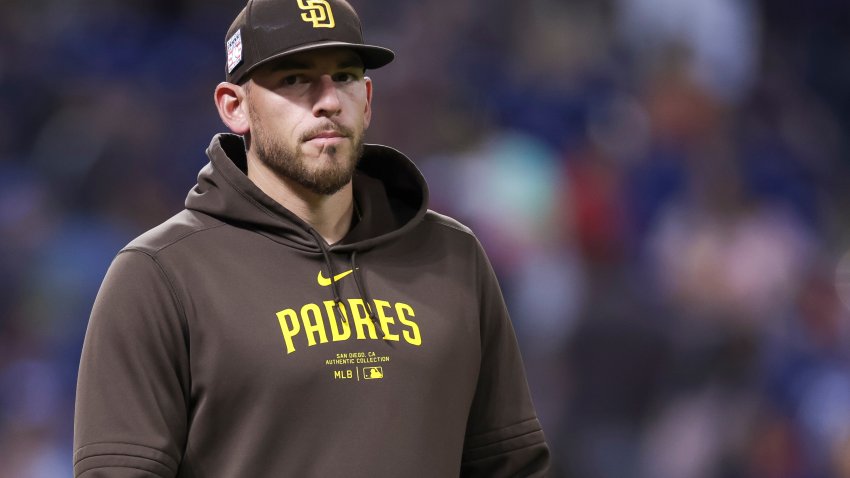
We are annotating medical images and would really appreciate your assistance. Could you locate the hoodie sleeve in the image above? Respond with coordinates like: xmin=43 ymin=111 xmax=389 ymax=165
xmin=74 ymin=250 xmax=190 ymax=478
xmin=460 ymin=241 xmax=550 ymax=477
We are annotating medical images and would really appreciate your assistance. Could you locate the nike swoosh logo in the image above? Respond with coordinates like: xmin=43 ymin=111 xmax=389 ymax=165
xmin=317 ymin=269 xmax=356 ymax=287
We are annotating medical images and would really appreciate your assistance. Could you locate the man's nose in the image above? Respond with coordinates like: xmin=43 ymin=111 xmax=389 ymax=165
xmin=312 ymin=75 xmax=342 ymax=117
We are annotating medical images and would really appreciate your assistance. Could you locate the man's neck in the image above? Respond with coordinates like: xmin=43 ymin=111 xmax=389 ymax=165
xmin=246 ymin=154 xmax=354 ymax=245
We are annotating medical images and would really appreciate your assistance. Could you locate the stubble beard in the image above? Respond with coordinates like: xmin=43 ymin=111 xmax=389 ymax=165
xmin=251 ymin=116 xmax=365 ymax=196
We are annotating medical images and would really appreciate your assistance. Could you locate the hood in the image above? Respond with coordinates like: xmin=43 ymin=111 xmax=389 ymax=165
xmin=186 ymin=133 xmax=429 ymax=253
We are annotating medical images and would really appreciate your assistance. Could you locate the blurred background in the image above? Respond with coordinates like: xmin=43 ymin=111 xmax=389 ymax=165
xmin=2 ymin=0 xmax=850 ymax=476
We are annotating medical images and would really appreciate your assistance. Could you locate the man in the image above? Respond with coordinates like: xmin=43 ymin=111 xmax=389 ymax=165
xmin=73 ymin=0 xmax=550 ymax=476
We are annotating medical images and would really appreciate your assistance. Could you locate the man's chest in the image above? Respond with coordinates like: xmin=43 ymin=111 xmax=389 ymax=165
xmin=173 ymin=247 xmax=482 ymax=404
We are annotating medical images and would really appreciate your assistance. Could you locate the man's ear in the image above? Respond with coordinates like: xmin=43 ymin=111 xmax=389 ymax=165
xmin=363 ymin=76 xmax=373 ymax=129
xmin=214 ymin=82 xmax=250 ymax=134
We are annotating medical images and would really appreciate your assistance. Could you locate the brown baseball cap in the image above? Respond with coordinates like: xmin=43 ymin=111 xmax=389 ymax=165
xmin=224 ymin=0 xmax=395 ymax=84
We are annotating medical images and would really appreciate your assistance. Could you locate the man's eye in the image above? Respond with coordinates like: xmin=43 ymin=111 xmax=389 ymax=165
xmin=333 ymin=72 xmax=356 ymax=83
xmin=282 ymin=75 xmax=304 ymax=86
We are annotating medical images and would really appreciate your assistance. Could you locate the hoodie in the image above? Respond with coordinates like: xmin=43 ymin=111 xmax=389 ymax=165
xmin=73 ymin=134 xmax=550 ymax=477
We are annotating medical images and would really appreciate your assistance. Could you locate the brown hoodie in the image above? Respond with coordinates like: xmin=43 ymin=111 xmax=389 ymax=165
xmin=73 ymin=134 xmax=549 ymax=477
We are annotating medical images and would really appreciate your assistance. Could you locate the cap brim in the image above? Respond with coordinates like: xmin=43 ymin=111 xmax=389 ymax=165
xmin=241 ymin=41 xmax=394 ymax=81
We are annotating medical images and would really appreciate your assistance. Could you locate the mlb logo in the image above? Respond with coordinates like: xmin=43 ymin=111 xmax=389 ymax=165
xmin=363 ymin=367 xmax=384 ymax=380
xmin=227 ymin=29 xmax=243 ymax=73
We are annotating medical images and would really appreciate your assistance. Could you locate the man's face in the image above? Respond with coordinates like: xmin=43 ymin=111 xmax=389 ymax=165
xmin=244 ymin=48 xmax=372 ymax=195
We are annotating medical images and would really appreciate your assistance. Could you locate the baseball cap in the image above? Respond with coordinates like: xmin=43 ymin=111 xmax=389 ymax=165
xmin=224 ymin=0 xmax=395 ymax=84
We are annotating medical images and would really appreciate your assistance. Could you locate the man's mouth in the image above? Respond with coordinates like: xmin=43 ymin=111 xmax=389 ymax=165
xmin=303 ymin=126 xmax=350 ymax=148
xmin=309 ymin=131 xmax=345 ymax=140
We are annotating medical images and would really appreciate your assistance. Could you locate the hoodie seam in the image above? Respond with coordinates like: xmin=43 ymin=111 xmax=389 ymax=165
xmin=76 ymin=464 xmax=169 ymax=477
xmin=115 ymin=249 xmax=192 ymax=409
xmin=424 ymin=214 xmax=475 ymax=237
xmin=126 ymin=222 xmax=227 ymax=256
xmin=75 ymin=441 xmax=174 ymax=456
xmin=116 ymin=249 xmax=189 ymax=326
xmin=463 ymin=429 xmax=542 ymax=453
xmin=464 ymin=417 xmax=541 ymax=442
xmin=77 ymin=466 xmax=168 ymax=477
xmin=75 ymin=453 xmax=175 ymax=470
xmin=460 ymin=440 xmax=545 ymax=464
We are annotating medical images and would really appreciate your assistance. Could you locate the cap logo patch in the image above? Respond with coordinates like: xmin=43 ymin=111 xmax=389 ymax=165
xmin=226 ymin=29 xmax=243 ymax=73
xmin=297 ymin=0 xmax=335 ymax=28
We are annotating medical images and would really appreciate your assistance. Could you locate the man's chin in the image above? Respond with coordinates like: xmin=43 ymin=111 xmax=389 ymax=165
xmin=297 ymin=173 xmax=353 ymax=196
xmin=295 ymin=158 xmax=357 ymax=195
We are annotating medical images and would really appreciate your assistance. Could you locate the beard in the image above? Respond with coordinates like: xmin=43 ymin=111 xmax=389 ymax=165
xmin=249 ymin=114 xmax=365 ymax=196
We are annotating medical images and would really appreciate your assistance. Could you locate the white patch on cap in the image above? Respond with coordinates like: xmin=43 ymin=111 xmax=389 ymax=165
xmin=226 ymin=29 xmax=243 ymax=74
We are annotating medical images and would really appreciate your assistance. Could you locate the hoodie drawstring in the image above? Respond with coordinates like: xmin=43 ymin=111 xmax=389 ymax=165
xmin=309 ymin=229 xmax=344 ymax=310
xmin=351 ymin=251 xmax=391 ymax=343
xmin=308 ymin=230 xmax=384 ymax=338
xmin=350 ymin=250 xmax=374 ymax=320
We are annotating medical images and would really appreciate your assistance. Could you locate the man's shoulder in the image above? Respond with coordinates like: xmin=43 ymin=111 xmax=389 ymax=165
xmin=422 ymin=210 xmax=475 ymax=237
xmin=124 ymin=209 xmax=225 ymax=256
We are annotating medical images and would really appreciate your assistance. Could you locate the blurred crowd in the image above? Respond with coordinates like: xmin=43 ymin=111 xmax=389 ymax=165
xmin=2 ymin=0 xmax=850 ymax=476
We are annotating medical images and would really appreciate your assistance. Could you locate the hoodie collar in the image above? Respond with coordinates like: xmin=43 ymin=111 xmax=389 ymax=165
xmin=185 ymin=133 xmax=429 ymax=253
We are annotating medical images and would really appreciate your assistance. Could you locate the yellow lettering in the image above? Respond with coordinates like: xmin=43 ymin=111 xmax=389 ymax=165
xmin=333 ymin=369 xmax=353 ymax=379
xmin=348 ymin=298 xmax=377 ymax=340
xmin=324 ymin=300 xmax=351 ymax=341
xmin=275 ymin=308 xmax=301 ymax=354
xmin=300 ymin=303 xmax=328 ymax=347
xmin=396 ymin=302 xmax=421 ymax=346
xmin=373 ymin=300 xmax=400 ymax=341
xmin=277 ymin=299 xmax=420 ymax=353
